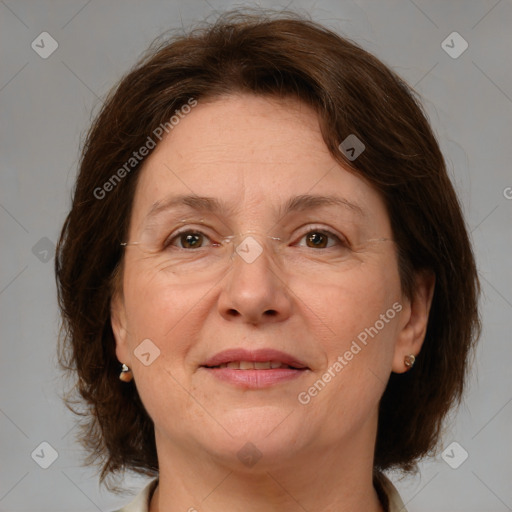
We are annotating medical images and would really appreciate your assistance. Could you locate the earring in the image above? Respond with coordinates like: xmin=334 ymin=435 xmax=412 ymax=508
xmin=404 ymin=354 xmax=416 ymax=369
xmin=119 ymin=363 xmax=133 ymax=382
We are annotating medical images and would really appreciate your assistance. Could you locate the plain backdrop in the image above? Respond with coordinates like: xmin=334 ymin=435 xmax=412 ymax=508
xmin=1 ymin=1 xmax=511 ymax=511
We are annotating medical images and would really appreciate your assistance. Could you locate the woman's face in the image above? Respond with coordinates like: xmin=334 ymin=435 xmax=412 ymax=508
xmin=112 ymin=94 xmax=416 ymax=469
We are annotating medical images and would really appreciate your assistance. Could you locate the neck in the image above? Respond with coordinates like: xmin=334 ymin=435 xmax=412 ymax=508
xmin=149 ymin=423 xmax=384 ymax=512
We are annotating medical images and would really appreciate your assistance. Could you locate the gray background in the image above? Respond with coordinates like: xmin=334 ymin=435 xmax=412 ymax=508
xmin=1 ymin=1 xmax=511 ymax=511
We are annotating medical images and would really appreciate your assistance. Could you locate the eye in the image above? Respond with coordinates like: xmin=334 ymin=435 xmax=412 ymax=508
xmin=295 ymin=229 xmax=347 ymax=249
xmin=165 ymin=230 xmax=217 ymax=249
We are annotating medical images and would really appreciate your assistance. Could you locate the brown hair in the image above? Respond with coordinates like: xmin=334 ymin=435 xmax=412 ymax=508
xmin=55 ymin=10 xmax=480 ymax=483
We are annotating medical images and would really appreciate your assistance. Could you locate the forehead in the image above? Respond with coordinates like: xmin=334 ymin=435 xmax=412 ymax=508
xmin=130 ymin=94 xmax=390 ymax=232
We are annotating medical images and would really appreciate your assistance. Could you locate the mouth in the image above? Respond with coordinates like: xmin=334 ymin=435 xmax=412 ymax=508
xmin=200 ymin=349 xmax=309 ymax=388
xmin=201 ymin=348 xmax=309 ymax=370
xmin=204 ymin=360 xmax=306 ymax=370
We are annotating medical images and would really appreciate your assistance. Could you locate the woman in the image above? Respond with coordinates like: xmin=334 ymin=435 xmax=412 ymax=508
xmin=55 ymin=11 xmax=480 ymax=512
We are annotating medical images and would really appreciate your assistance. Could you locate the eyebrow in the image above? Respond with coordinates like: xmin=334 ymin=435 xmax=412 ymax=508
xmin=281 ymin=194 xmax=365 ymax=217
xmin=144 ymin=193 xmax=365 ymax=223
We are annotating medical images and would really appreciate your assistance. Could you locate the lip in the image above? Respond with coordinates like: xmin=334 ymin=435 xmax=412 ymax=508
xmin=201 ymin=348 xmax=309 ymax=389
xmin=202 ymin=367 xmax=307 ymax=388
xmin=201 ymin=348 xmax=309 ymax=369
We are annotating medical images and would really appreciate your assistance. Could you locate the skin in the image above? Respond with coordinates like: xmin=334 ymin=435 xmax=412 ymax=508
xmin=111 ymin=94 xmax=435 ymax=512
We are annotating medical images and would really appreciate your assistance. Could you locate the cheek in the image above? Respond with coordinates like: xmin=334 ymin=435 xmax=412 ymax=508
xmin=123 ymin=266 xmax=208 ymax=338
xmin=297 ymin=258 xmax=401 ymax=408
xmin=121 ymin=269 xmax=212 ymax=429
xmin=301 ymin=258 xmax=402 ymax=344
xmin=296 ymin=258 xmax=401 ymax=397
xmin=120 ymin=268 xmax=213 ymax=399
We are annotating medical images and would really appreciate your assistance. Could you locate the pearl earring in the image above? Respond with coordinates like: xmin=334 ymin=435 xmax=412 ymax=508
xmin=404 ymin=354 xmax=416 ymax=369
xmin=119 ymin=363 xmax=133 ymax=382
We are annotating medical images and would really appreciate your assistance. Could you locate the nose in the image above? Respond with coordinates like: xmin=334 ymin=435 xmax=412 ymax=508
xmin=217 ymin=235 xmax=292 ymax=325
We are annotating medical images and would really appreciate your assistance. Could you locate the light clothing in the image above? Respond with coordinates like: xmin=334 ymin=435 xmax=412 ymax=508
xmin=115 ymin=473 xmax=407 ymax=512
xmin=375 ymin=472 xmax=408 ymax=512
xmin=114 ymin=480 xmax=157 ymax=512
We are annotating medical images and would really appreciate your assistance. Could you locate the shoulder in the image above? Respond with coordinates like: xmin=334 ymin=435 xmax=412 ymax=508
xmin=113 ymin=480 xmax=158 ymax=512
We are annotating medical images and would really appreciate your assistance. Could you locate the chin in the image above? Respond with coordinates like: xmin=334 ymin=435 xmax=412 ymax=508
xmin=196 ymin=406 xmax=307 ymax=465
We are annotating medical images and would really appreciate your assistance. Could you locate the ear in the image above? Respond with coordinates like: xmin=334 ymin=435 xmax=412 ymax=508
xmin=392 ymin=270 xmax=435 ymax=373
xmin=110 ymin=289 xmax=131 ymax=365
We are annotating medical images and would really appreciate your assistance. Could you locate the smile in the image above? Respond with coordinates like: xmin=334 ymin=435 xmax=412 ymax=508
xmin=206 ymin=361 xmax=301 ymax=370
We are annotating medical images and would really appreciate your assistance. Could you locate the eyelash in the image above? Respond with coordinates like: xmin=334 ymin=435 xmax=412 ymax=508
xmin=163 ymin=226 xmax=349 ymax=250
